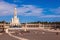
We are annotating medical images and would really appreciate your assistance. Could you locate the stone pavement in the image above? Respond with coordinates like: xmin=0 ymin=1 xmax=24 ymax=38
xmin=8 ymin=32 xmax=29 ymax=40
xmin=0 ymin=33 xmax=19 ymax=40
xmin=39 ymin=27 xmax=60 ymax=32
xmin=0 ymin=28 xmax=60 ymax=40
xmin=11 ymin=30 xmax=60 ymax=40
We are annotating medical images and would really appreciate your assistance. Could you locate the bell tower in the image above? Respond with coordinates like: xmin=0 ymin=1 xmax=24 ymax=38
xmin=14 ymin=8 xmax=17 ymax=18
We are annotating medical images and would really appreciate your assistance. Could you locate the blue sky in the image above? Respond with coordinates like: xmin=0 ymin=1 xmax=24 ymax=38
xmin=0 ymin=0 xmax=60 ymax=23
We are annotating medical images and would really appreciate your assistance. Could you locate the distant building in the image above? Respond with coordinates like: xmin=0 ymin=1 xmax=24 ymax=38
xmin=21 ymin=22 xmax=60 ymax=29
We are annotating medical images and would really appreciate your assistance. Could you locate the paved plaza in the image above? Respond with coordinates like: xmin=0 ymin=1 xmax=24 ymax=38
xmin=11 ymin=29 xmax=60 ymax=40
xmin=0 ymin=29 xmax=60 ymax=40
xmin=0 ymin=33 xmax=18 ymax=40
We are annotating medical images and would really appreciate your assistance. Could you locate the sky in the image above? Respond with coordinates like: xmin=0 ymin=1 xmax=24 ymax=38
xmin=0 ymin=0 xmax=60 ymax=23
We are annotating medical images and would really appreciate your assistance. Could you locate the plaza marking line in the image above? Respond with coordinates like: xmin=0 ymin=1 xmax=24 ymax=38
xmin=9 ymin=28 xmax=60 ymax=32
xmin=8 ymin=33 xmax=29 ymax=40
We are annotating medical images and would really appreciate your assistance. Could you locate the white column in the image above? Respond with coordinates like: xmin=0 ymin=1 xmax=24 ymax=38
xmin=24 ymin=23 xmax=27 ymax=31
xmin=5 ymin=29 xmax=8 ymax=33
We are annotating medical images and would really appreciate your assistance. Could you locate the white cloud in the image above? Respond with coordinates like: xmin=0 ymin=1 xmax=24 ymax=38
xmin=40 ymin=15 xmax=60 ymax=18
xmin=0 ymin=1 xmax=60 ymax=18
xmin=0 ymin=1 xmax=17 ymax=16
xmin=50 ymin=7 xmax=60 ymax=14
xmin=17 ymin=5 xmax=43 ymax=16
xmin=0 ymin=1 xmax=44 ymax=16
xmin=13 ymin=0 xmax=22 ymax=3
xmin=39 ymin=7 xmax=60 ymax=18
